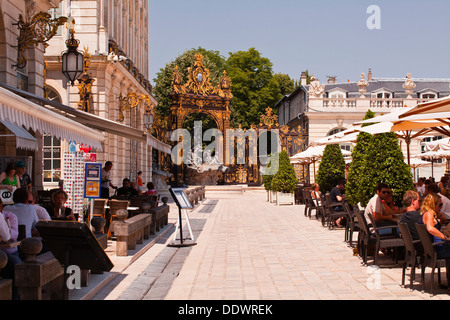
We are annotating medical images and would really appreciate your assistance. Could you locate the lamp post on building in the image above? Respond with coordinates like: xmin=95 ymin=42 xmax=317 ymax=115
xmin=61 ymin=21 xmax=83 ymax=86
xmin=143 ymin=106 xmax=154 ymax=132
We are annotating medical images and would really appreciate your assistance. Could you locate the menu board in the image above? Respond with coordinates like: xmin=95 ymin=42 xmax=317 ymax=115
xmin=84 ymin=163 xmax=102 ymax=198
xmin=169 ymin=188 xmax=193 ymax=209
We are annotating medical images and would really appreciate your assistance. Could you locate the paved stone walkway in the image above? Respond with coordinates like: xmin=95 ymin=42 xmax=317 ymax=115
xmin=91 ymin=190 xmax=450 ymax=300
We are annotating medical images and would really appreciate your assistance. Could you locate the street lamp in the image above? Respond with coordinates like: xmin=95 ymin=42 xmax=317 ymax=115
xmin=143 ymin=107 xmax=154 ymax=131
xmin=62 ymin=29 xmax=83 ymax=86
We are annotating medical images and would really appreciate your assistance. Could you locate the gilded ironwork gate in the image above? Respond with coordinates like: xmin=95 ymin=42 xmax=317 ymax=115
xmin=168 ymin=54 xmax=307 ymax=186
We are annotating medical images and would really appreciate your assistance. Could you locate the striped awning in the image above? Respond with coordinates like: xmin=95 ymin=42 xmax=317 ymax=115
xmin=0 ymin=119 xmax=39 ymax=151
xmin=0 ymin=86 xmax=104 ymax=150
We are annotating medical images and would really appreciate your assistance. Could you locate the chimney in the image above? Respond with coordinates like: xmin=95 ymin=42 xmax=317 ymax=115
xmin=368 ymin=68 xmax=373 ymax=81
xmin=300 ymin=72 xmax=307 ymax=86
xmin=327 ymin=76 xmax=337 ymax=84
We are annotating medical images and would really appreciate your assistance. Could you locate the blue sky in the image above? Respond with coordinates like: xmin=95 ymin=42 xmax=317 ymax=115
xmin=148 ymin=0 xmax=450 ymax=85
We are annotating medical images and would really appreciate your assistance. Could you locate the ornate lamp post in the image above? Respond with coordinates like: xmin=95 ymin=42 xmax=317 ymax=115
xmin=143 ymin=106 xmax=154 ymax=131
xmin=62 ymin=28 xmax=84 ymax=86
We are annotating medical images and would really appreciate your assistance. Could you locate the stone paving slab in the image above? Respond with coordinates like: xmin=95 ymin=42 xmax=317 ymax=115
xmin=89 ymin=190 xmax=450 ymax=300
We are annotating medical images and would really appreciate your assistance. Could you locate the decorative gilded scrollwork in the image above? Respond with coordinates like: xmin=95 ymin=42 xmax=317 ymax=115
xmin=13 ymin=12 xmax=68 ymax=69
xmin=77 ymin=47 xmax=95 ymax=112
xmin=259 ymin=107 xmax=278 ymax=128
xmin=183 ymin=53 xmax=217 ymax=96
xmin=117 ymin=92 xmax=151 ymax=122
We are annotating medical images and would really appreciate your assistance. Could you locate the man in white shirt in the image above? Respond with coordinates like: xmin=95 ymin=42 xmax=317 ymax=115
xmin=4 ymin=188 xmax=39 ymax=238
xmin=0 ymin=211 xmax=10 ymax=242
xmin=364 ymin=182 xmax=398 ymax=235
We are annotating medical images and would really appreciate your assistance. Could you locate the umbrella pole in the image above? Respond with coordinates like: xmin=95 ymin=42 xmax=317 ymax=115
xmin=313 ymin=161 xmax=316 ymax=183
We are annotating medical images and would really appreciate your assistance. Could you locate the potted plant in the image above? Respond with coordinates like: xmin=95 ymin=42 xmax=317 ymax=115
xmin=263 ymin=152 xmax=279 ymax=203
xmin=271 ymin=151 xmax=297 ymax=205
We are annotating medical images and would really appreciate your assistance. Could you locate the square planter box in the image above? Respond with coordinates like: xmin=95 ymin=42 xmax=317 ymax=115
xmin=276 ymin=192 xmax=295 ymax=206
xmin=270 ymin=190 xmax=277 ymax=203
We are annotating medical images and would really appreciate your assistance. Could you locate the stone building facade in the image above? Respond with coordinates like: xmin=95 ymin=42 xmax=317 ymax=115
xmin=277 ymin=71 xmax=450 ymax=181
xmin=0 ymin=0 xmax=169 ymax=192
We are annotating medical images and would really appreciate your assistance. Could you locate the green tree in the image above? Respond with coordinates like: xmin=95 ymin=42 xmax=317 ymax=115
xmin=346 ymin=110 xmax=376 ymax=205
xmin=271 ymin=151 xmax=297 ymax=193
xmin=346 ymin=110 xmax=414 ymax=206
xmin=359 ymin=132 xmax=414 ymax=206
xmin=273 ymin=73 xmax=298 ymax=98
xmin=316 ymin=144 xmax=346 ymax=193
xmin=153 ymin=47 xmax=226 ymax=117
xmin=225 ymin=48 xmax=281 ymax=128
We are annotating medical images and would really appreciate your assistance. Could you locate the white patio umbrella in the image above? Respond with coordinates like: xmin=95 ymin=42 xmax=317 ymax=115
xmin=424 ymin=137 xmax=450 ymax=152
xmin=399 ymin=96 xmax=450 ymax=117
xmin=354 ymin=107 xmax=450 ymax=165
xmin=405 ymin=158 xmax=432 ymax=181
xmin=290 ymin=145 xmax=325 ymax=183
xmin=412 ymin=150 xmax=450 ymax=179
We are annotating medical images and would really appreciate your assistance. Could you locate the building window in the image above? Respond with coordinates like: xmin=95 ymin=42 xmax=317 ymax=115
xmin=43 ymin=135 xmax=62 ymax=183
xmin=327 ymin=128 xmax=351 ymax=152
xmin=44 ymin=86 xmax=62 ymax=103
xmin=421 ymin=93 xmax=437 ymax=99
xmin=328 ymin=128 xmax=345 ymax=136
xmin=48 ymin=3 xmax=63 ymax=36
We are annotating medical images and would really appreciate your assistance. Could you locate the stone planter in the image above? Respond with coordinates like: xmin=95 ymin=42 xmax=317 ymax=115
xmin=276 ymin=192 xmax=295 ymax=206
xmin=270 ymin=190 xmax=277 ymax=203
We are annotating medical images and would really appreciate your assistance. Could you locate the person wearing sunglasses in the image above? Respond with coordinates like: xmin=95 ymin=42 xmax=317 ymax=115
xmin=364 ymin=182 xmax=400 ymax=235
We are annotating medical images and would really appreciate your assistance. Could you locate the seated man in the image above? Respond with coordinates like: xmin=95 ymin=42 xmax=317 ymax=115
xmin=399 ymin=190 xmax=421 ymax=241
xmin=117 ymin=178 xmax=138 ymax=198
xmin=364 ymin=182 xmax=398 ymax=235
xmin=329 ymin=180 xmax=346 ymax=227
xmin=3 ymin=188 xmax=39 ymax=238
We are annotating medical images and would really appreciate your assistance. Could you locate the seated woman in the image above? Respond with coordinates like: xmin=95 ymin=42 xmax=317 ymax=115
xmin=418 ymin=193 xmax=450 ymax=259
xmin=145 ymin=182 xmax=158 ymax=196
xmin=45 ymin=190 xmax=76 ymax=221
xmin=310 ymin=183 xmax=321 ymax=203
xmin=0 ymin=162 xmax=20 ymax=191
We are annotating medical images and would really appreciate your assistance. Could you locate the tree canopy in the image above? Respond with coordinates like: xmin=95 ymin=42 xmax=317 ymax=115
xmin=152 ymin=47 xmax=298 ymax=130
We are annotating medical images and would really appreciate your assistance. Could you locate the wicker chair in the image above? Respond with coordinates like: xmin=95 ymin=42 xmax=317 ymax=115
xmin=415 ymin=223 xmax=449 ymax=295
xmin=353 ymin=207 xmax=373 ymax=265
xmin=367 ymin=213 xmax=404 ymax=266
xmin=93 ymin=199 xmax=108 ymax=218
xmin=323 ymin=193 xmax=347 ymax=230
xmin=107 ymin=199 xmax=130 ymax=238
xmin=303 ymin=189 xmax=318 ymax=219
xmin=398 ymin=222 xmax=423 ymax=290
xmin=343 ymin=202 xmax=359 ymax=246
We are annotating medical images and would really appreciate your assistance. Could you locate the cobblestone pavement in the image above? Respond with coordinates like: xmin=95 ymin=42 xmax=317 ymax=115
xmin=91 ymin=190 xmax=450 ymax=300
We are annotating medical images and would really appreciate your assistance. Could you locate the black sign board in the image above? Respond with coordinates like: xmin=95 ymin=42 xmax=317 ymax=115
xmin=35 ymin=220 xmax=113 ymax=272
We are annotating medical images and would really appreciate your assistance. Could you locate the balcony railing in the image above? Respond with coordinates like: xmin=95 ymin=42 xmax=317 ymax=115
xmin=322 ymin=98 xmax=357 ymax=108
xmin=319 ymin=98 xmax=434 ymax=109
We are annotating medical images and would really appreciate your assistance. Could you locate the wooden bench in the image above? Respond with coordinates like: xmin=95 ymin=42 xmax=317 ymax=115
xmin=114 ymin=213 xmax=152 ymax=256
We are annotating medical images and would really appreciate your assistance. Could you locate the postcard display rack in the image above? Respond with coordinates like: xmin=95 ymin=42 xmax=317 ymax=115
xmin=63 ymin=152 xmax=85 ymax=219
